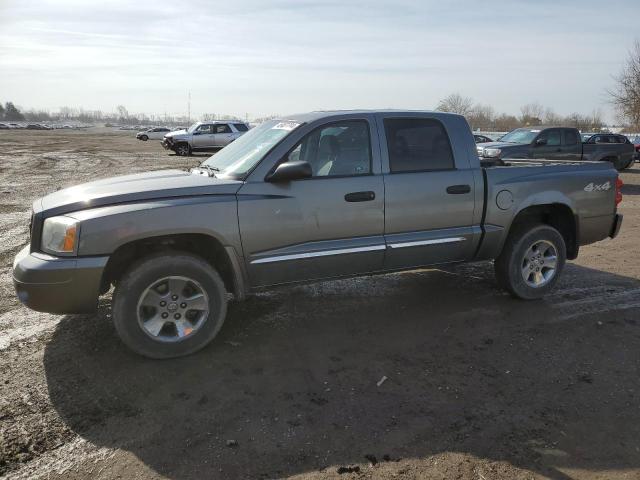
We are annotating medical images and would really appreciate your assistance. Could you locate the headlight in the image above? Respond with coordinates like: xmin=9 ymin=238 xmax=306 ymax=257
xmin=482 ymin=148 xmax=502 ymax=158
xmin=41 ymin=216 xmax=79 ymax=255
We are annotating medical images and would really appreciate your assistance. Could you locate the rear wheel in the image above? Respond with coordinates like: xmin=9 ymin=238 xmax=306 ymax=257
xmin=112 ymin=252 xmax=227 ymax=358
xmin=495 ymin=224 xmax=566 ymax=300
xmin=605 ymin=156 xmax=626 ymax=171
xmin=174 ymin=143 xmax=191 ymax=156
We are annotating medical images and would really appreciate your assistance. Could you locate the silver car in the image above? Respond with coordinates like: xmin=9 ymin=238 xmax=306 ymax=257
xmin=162 ymin=121 xmax=249 ymax=156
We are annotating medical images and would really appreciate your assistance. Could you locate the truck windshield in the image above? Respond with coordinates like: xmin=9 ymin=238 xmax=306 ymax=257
xmin=200 ymin=120 xmax=301 ymax=178
xmin=499 ymin=129 xmax=540 ymax=144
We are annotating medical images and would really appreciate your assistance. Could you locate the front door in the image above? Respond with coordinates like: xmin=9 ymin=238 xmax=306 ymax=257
xmin=532 ymin=128 xmax=563 ymax=159
xmin=191 ymin=124 xmax=215 ymax=149
xmin=237 ymin=119 xmax=385 ymax=286
xmin=380 ymin=116 xmax=478 ymax=269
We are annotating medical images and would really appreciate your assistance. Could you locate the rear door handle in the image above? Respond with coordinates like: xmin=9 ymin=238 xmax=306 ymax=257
xmin=345 ymin=191 xmax=375 ymax=202
xmin=446 ymin=184 xmax=471 ymax=195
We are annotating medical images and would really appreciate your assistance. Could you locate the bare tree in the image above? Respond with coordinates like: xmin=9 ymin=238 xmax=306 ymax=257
xmin=116 ymin=105 xmax=129 ymax=122
xmin=494 ymin=114 xmax=520 ymax=131
xmin=520 ymin=102 xmax=544 ymax=125
xmin=609 ymin=40 xmax=640 ymax=130
xmin=436 ymin=93 xmax=474 ymax=116
xmin=543 ymin=108 xmax=562 ymax=125
xmin=467 ymin=103 xmax=495 ymax=130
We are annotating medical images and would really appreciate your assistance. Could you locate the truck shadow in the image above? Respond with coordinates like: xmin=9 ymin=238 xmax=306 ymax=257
xmin=43 ymin=262 xmax=640 ymax=479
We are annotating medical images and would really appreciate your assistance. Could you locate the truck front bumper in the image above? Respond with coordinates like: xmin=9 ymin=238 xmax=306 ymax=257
xmin=161 ymin=138 xmax=174 ymax=150
xmin=610 ymin=214 xmax=623 ymax=239
xmin=12 ymin=246 xmax=109 ymax=314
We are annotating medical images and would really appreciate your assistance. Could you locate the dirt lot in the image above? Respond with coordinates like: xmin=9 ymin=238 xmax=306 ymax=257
xmin=0 ymin=129 xmax=639 ymax=480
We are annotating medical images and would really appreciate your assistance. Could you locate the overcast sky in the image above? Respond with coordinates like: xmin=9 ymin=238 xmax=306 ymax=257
xmin=0 ymin=0 xmax=638 ymax=121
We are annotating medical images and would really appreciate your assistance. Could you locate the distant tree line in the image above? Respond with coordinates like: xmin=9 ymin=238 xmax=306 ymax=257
xmin=0 ymin=102 xmax=244 ymax=126
xmin=0 ymin=102 xmax=26 ymax=121
xmin=436 ymin=93 xmax=606 ymax=132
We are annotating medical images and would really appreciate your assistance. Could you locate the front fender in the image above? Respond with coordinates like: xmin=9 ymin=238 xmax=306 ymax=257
xmin=68 ymin=196 xmax=241 ymax=256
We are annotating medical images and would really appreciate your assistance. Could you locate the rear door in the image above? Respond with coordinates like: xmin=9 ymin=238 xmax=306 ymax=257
xmin=560 ymin=129 xmax=582 ymax=161
xmin=379 ymin=115 xmax=478 ymax=269
xmin=532 ymin=129 xmax=563 ymax=159
xmin=212 ymin=124 xmax=234 ymax=146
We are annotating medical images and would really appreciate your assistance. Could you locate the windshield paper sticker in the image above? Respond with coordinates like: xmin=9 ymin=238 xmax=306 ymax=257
xmin=273 ymin=121 xmax=300 ymax=131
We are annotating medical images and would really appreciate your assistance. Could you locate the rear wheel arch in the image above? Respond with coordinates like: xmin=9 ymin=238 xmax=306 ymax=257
xmin=101 ymin=233 xmax=246 ymax=300
xmin=504 ymin=203 xmax=578 ymax=260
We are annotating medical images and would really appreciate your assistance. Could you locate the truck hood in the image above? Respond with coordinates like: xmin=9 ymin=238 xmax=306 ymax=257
xmin=165 ymin=129 xmax=188 ymax=138
xmin=477 ymin=141 xmax=524 ymax=149
xmin=477 ymin=142 xmax=528 ymax=156
xmin=37 ymin=169 xmax=242 ymax=215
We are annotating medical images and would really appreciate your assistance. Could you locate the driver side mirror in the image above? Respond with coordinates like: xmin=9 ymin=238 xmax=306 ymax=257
xmin=534 ymin=138 xmax=547 ymax=147
xmin=266 ymin=161 xmax=312 ymax=182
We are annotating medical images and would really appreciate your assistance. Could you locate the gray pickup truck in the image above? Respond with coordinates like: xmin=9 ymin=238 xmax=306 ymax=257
xmin=478 ymin=126 xmax=635 ymax=170
xmin=13 ymin=111 xmax=623 ymax=358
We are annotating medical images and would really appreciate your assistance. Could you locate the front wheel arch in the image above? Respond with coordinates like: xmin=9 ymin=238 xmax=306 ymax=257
xmin=101 ymin=233 xmax=246 ymax=300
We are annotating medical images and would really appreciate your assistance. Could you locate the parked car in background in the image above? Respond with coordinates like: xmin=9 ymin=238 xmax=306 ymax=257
xmin=584 ymin=133 xmax=632 ymax=145
xmin=0 ymin=123 xmax=10 ymax=130
xmin=13 ymin=110 xmax=623 ymax=358
xmin=629 ymin=135 xmax=640 ymax=161
xmin=136 ymin=127 xmax=171 ymax=141
xmin=478 ymin=127 xmax=635 ymax=170
xmin=474 ymin=134 xmax=493 ymax=143
xmin=162 ymin=121 xmax=250 ymax=156
xmin=25 ymin=124 xmax=50 ymax=130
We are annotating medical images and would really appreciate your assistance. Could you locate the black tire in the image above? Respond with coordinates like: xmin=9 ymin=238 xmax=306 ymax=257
xmin=174 ymin=143 xmax=191 ymax=156
xmin=112 ymin=252 xmax=227 ymax=359
xmin=140 ymin=135 xmax=148 ymax=141
xmin=494 ymin=224 xmax=566 ymax=300
xmin=606 ymin=156 xmax=626 ymax=171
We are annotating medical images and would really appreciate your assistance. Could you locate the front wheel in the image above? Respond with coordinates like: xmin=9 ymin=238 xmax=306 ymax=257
xmin=112 ymin=252 xmax=227 ymax=358
xmin=174 ymin=143 xmax=191 ymax=156
xmin=494 ymin=224 xmax=566 ymax=300
xmin=140 ymin=135 xmax=148 ymax=141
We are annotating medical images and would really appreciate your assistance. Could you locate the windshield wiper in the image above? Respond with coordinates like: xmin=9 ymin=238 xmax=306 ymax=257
xmin=190 ymin=164 xmax=219 ymax=177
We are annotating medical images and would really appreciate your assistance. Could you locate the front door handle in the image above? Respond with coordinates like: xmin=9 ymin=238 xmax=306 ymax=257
xmin=446 ymin=184 xmax=471 ymax=195
xmin=345 ymin=191 xmax=375 ymax=202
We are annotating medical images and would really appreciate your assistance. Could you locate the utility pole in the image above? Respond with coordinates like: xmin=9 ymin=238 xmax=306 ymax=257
xmin=187 ymin=91 xmax=191 ymax=124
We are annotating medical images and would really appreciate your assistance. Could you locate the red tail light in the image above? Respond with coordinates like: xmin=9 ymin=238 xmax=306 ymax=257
xmin=615 ymin=176 xmax=623 ymax=207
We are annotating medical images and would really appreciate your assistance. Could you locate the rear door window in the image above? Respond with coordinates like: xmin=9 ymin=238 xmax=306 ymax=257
xmin=214 ymin=124 xmax=232 ymax=134
xmin=384 ymin=118 xmax=454 ymax=172
xmin=539 ymin=129 xmax=561 ymax=146
xmin=562 ymin=130 xmax=579 ymax=146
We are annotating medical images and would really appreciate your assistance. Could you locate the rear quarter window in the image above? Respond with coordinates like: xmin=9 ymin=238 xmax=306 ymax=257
xmin=233 ymin=123 xmax=249 ymax=132
xmin=384 ymin=118 xmax=454 ymax=173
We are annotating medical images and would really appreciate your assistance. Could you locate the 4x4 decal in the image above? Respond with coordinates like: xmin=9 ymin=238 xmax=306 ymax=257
xmin=584 ymin=181 xmax=611 ymax=192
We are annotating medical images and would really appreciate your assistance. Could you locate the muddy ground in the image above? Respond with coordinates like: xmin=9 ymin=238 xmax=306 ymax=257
xmin=0 ymin=128 xmax=639 ymax=480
